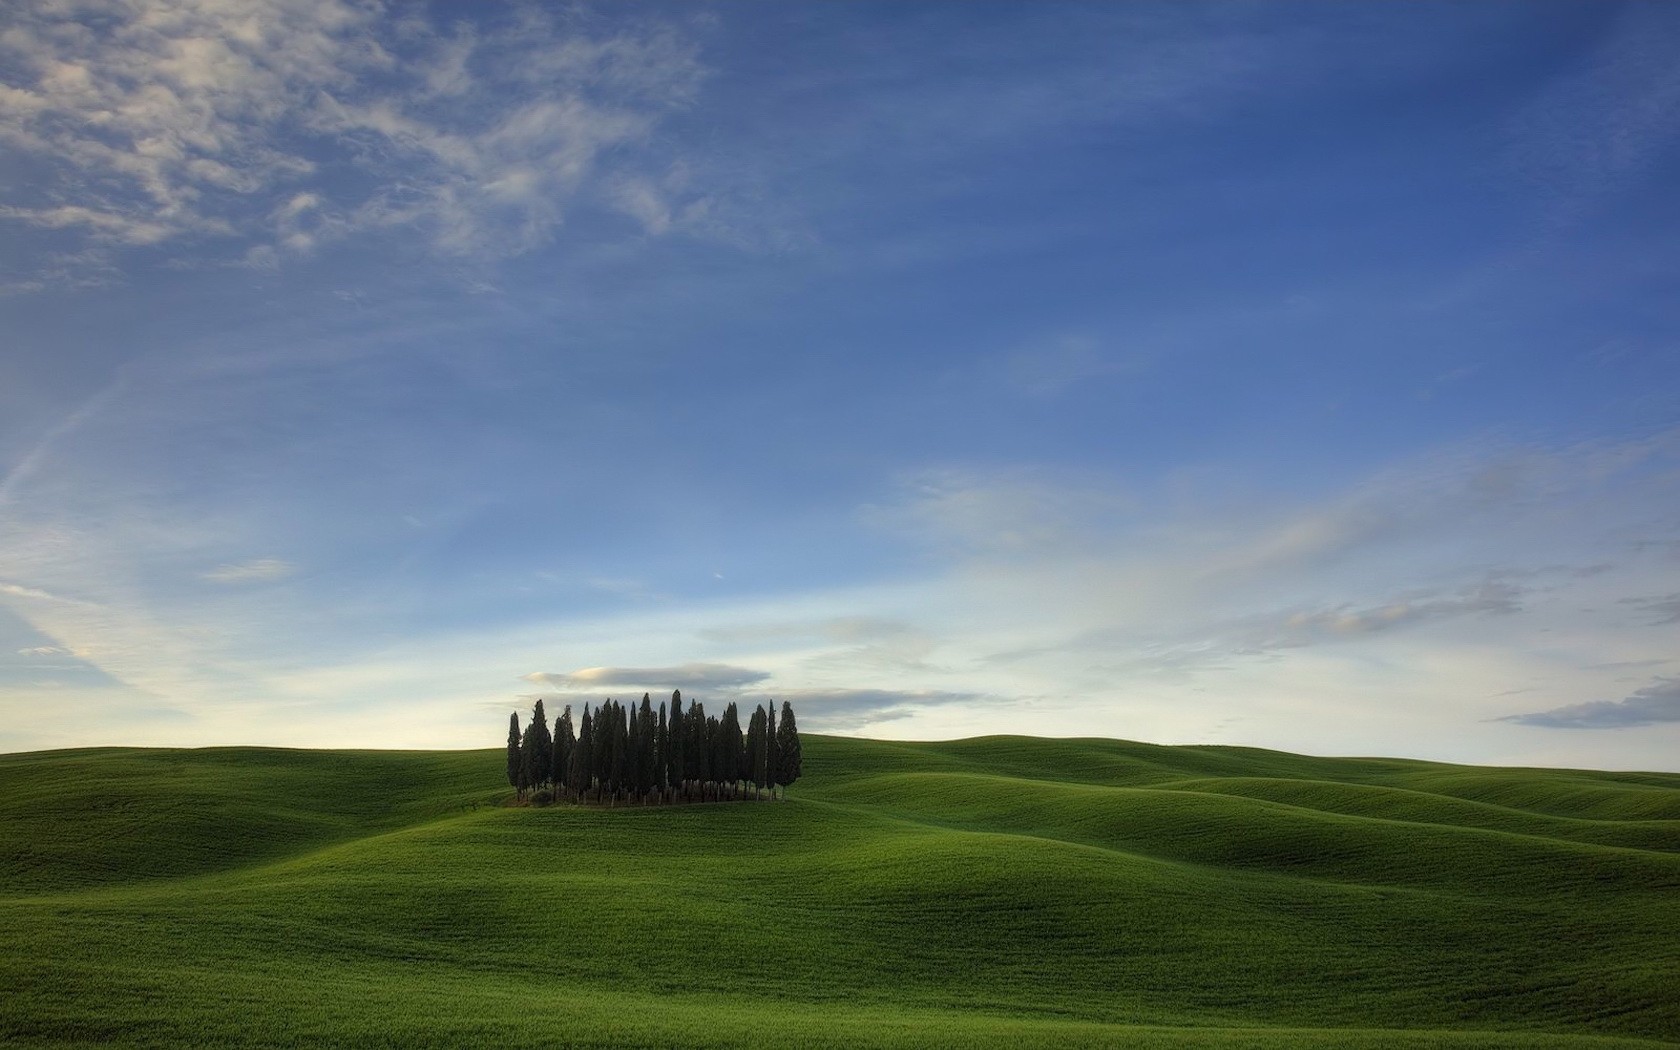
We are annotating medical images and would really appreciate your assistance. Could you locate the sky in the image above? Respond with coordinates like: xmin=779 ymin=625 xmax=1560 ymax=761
xmin=1 ymin=1 xmax=1678 ymax=769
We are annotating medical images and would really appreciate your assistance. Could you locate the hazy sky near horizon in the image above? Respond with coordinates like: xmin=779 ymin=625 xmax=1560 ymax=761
xmin=2 ymin=1 xmax=1678 ymax=769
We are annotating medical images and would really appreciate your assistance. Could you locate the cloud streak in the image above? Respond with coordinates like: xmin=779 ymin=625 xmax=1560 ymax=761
xmin=1620 ymin=593 xmax=1680 ymax=626
xmin=522 ymin=662 xmax=770 ymax=693
xmin=201 ymin=559 xmax=295 ymax=584
xmin=1500 ymin=679 xmax=1680 ymax=730
xmin=1235 ymin=577 xmax=1527 ymax=653
xmin=743 ymin=688 xmax=981 ymax=732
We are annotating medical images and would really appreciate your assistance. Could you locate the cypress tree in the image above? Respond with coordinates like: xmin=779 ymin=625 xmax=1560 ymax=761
xmin=656 ymin=701 xmax=669 ymax=795
xmin=691 ymin=702 xmax=709 ymax=786
xmin=529 ymin=699 xmax=553 ymax=790
xmin=610 ymin=701 xmax=628 ymax=799
xmin=518 ymin=718 xmax=539 ymax=800
xmin=668 ymin=694 xmax=686 ymax=797
xmin=593 ymin=700 xmax=614 ymax=797
xmin=748 ymin=705 xmax=767 ymax=798
xmin=627 ymin=702 xmax=640 ymax=797
xmin=506 ymin=712 xmax=522 ymax=795
xmin=553 ymin=706 xmax=575 ymax=798
xmin=776 ymin=701 xmax=803 ymax=799
xmin=723 ymin=702 xmax=745 ymax=794
xmin=638 ymin=693 xmax=656 ymax=798
xmin=598 ymin=700 xmax=613 ymax=797
xmin=707 ymin=714 xmax=722 ymax=797
xmin=765 ymin=702 xmax=778 ymax=802
xmin=570 ymin=704 xmax=594 ymax=799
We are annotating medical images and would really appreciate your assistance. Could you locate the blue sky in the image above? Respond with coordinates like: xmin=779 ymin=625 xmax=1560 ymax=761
xmin=2 ymin=1 xmax=1678 ymax=768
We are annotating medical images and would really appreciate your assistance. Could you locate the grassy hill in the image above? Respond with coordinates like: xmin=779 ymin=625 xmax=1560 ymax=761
xmin=1 ymin=735 xmax=1676 ymax=1048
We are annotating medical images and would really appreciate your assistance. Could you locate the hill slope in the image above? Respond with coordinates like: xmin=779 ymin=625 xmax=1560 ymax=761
xmin=1 ymin=736 xmax=1676 ymax=1048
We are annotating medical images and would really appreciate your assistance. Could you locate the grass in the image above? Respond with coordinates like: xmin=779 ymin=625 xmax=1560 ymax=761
xmin=1 ymin=735 xmax=1676 ymax=1048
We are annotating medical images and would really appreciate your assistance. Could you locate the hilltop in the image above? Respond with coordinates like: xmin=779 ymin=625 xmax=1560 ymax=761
xmin=1 ymin=735 xmax=1676 ymax=1048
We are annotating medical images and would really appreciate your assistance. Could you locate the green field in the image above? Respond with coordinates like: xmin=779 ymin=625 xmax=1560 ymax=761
xmin=1 ymin=735 xmax=1677 ymax=1048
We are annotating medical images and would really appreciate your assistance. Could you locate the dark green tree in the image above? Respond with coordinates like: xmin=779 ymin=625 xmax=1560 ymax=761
xmin=570 ymin=704 xmax=594 ymax=799
xmin=690 ymin=702 xmax=709 ymax=786
xmin=609 ymin=700 xmax=628 ymax=799
xmin=593 ymin=699 xmax=615 ymax=796
xmin=747 ymin=705 xmax=767 ymax=798
xmin=775 ymin=701 xmax=802 ymax=799
xmin=553 ymin=706 xmax=575 ymax=796
xmin=706 ymin=714 xmax=722 ymax=798
xmin=638 ymin=693 xmax=656 ymax=797
xmin=667 ymin=691 xmax=685 ymax=794
xmin=620 ymin=700 xmax=633 ymax=795
xmin=765 ymin=702 xmax=778 ymax=802
xmin=506 ymin=712 xmax=522 ymax=796
xmin=518 ymin=717 xmax=540 ymax=799
xmin=528 ymin=699 xmax=552 ymax=791
xmin=656 ymin=701 xmax=669 ymax=795
xmin=722 ymin=702 xmax=745 ymax=794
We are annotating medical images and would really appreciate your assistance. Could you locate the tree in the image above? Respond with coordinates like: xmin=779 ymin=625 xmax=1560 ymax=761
xmin=638 ymin=693 xmax=656 ymax=798
xmin=518 ymin=718 xmax=539 ymax=800
xmin=665 ymin=695 xmax=685 ymax=792
xmin=747 ymin=705 xmax=767 ymax=798
xmin=528 ymin=699 xmax=552 ymax=791
xmin=553 ymin=706 xmax=575 ymax=797
xmin=506 ymin=712 xmax=522 ymax=796
xmin=690 ymin=702 xmax=709 ymax=786
xmin=667 ymin=691 xmax=685 ymax=794
xmin=569 ymin=704 xmax=594 ymax=799
xmin=592 ymin=700 xmax=613 ymax=796
xmin=765 ymin=702 xmax=778 ymax=802
xmin=656 ymin=701 xmax=669 ymax=795
xmin=775 ymin=701 xmax=802 ymax=799
xmin=705 ymin=714 xmax=722 ymax=798
xmin=722 ymin=702 xmax=744 ymax=796
xmin=609 ymin=700 xmax=628 ymax=799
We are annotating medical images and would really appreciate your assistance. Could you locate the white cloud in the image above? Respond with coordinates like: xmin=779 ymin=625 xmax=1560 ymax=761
xmin=0 ymin=580 xmax=88 ymax=603
xmin=1500 ymin=678 xmax=1680 ymax=730
xmin=201 ymin=558 xmax=295 ymax=584
xmin=522 ymin=662 xmax=770 ymax=692
xmin=0 ymin=205 xmax=174 ymax=245
xmin=0 ymin=1 xmax=709 ymax=280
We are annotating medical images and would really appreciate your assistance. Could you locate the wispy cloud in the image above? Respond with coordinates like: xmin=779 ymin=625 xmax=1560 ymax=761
xmin=201 ymin=558 xmax=295 ymax=584
xmin=1619 ymin=593 xmax=1680 ymax=626
xmin=741 ymin=688 xmax=982 ymax=732
xmin=522 ymin=662 xmax=770 ymax=693
xmin=859 ymin=466 xmax=1135 ymax=560
xmin=0 ymin=1 xmax=708 ymax=280
xmin=1233 ymin=576 xmax=1527 ymax=652
xmin=0 ymin=580 xmax=89 ymax=604
xmin=1505 ymin=3 xmax=1680 ymax=212
xmin=1500 ymin=678 xmax=1680 ymax=729
xmin=992 ymin=334 xmax=1145 ymax=398
xmin=699 ymin=616 xmax=919 ymax=647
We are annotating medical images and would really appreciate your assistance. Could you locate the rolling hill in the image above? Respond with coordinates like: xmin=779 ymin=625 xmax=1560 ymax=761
xmin=1 ymin=735 xmax=1676 ymax=1048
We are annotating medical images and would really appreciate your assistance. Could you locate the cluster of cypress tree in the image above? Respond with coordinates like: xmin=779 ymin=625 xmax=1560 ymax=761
xmin=505 ymin=690 xmax=802 ymax=806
